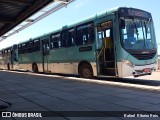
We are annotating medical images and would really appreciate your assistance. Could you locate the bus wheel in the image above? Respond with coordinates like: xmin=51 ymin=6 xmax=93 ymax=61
xmin=32 ymin=64 xmax=38 ymax=73
xmin=7 ymin=63 xmax=10 ymax=70
xmin=79 ymin=63 xmax=93 ymax=79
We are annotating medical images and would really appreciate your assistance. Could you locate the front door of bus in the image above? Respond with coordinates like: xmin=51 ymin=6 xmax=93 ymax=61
xmin=96 ymin=20 xmax=116 ymax=76
xmin=42 ymin=39 xmax=50 ymax=72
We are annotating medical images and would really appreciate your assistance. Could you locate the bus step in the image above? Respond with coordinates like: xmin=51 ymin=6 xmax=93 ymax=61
xmin=105 ymin=68 xmax=116 ymax=76
xmin=105 ymin=61 xmax=115 ymax=68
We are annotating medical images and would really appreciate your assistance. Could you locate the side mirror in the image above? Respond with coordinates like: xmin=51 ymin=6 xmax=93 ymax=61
xmin=120 ymin=18 xmax=125 ymax=29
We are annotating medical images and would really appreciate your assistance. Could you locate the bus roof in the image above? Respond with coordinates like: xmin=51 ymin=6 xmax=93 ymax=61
xmin=18 ymin=7 xmax=121 ymax=45
xmin=18 ymin=6 xmax=149 ymax=45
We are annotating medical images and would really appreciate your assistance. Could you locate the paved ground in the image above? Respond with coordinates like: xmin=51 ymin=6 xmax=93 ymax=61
xmin=0 ymin=70 xmax=160 ymax=120
xmin=126 ymin=71 xmax=160 ymax=80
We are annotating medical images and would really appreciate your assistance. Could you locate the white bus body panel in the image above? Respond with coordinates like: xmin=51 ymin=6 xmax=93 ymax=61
xmin=50 ymin=62 xmax=97 ymax=76
xmin=117 ymin=62 xmax=156 ymax=77
xmin=18 ymin=62 xmax=97 ymax=76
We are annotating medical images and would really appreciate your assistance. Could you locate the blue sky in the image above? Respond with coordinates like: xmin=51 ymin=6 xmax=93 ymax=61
xmin=0 ymin=0 xmax=160 ymax=54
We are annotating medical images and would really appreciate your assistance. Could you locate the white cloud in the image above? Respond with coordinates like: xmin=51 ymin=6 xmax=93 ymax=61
xmin=75 ymin=0 xmax=89 ymax=8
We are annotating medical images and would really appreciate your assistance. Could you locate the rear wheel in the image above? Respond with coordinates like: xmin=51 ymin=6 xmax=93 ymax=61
xmin=7 ymin=63 xmax=10 ymax=70
xmin=32 ymin=64 xmax=38 ymax=73
xmin=79 ymin=63 xmax=93 ymax=79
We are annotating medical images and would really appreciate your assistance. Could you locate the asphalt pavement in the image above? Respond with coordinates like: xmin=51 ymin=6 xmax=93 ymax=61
xmin=0 ymin=70 xmax=160 ymax=120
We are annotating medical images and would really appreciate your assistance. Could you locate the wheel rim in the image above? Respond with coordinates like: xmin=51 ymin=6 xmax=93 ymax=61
xmin=82 ymin=67 xmax=92 ymax=78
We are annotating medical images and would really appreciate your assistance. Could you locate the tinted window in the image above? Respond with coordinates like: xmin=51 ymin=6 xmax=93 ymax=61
xmin=50 ymin=33 xmax=61 ymax=49
xmin=76 ymin=22 xmax=94 ymax=45
xmin=61 ymin=28 xmax=75 ymax=47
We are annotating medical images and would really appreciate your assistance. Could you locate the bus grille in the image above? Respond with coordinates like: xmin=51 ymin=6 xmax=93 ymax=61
xmin=131 ymin=53 xmax=156 ymax=60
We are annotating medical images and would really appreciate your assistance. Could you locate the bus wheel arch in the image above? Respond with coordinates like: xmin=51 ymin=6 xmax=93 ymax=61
xmin=32 ymin=63 xmax=38 ymax=73
xmin=78 ymin=61 xmax=93 ymax=79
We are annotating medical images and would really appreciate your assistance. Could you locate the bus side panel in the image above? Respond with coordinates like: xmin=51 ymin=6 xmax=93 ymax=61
xmin=18 ymin=51 xmax=42 ymax=71
xmin=50 ymin=62 xmax=97 ymax=76
xmin=49 ymin=44 xmax=97 ymax=76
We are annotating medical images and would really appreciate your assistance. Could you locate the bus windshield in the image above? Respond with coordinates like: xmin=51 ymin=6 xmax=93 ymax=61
xmin=120 ymin=17 xmax=157 ymax=50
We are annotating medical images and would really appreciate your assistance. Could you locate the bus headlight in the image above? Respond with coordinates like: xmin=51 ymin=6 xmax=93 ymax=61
xmin=123 ymin=60 xmax=134 ymax=67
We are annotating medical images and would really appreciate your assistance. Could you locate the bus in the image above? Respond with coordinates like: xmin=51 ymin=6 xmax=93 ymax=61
xmin=0 ymin=46 xmax=12 ymax=70
xmin=0 ymin=45 xmax=18 ymax=70
xmin=0 ymin=7 xmax=158 ymax=78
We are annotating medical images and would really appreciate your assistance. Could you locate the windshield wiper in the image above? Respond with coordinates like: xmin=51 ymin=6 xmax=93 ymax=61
xmin=129 ymin=16 xmax=139 ymax=38
xmin=144 ymin=21 xmax=148 ymax=40
xmin=141 ymin=21 xmax=146 ymax=50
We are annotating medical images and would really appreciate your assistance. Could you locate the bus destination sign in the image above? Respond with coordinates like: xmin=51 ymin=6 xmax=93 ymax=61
xmin=128 ymin=9 xmax=149 ymax=18
xmin=119 ymin=8 xmax=151 ymax=19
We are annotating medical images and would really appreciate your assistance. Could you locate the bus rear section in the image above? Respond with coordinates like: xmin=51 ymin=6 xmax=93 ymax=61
xmin=18 ymin=39 xmax=42 ymax=72
xmin=0 ymin=47 xmax=12 ymax=70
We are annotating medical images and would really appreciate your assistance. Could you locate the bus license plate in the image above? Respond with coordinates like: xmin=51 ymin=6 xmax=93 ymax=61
xmin=143 ymin=68 xmax=151 ymax=73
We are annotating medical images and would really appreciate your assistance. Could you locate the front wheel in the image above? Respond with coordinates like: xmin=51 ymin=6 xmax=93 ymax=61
xmin=79 ymin=63 xmax=93 ymax=79
xmin=32 ymin=64 xmax=38 ymax=73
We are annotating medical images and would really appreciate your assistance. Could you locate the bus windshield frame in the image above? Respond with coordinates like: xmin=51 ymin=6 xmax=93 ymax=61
xmin=118 ymin=8 xmax=157 ymax=52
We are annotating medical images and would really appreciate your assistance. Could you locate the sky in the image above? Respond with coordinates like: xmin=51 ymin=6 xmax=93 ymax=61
xmin=0 ymin=0 xmax=160 ymax=54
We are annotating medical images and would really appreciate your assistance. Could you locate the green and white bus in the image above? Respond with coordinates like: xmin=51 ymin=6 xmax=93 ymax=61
xmin=0 ymin=45 xmax=18 ymax=70
xmin=0 ymin=7 xmax=158 ymax=78
xmin=0 ymin=46 xmax=12 ymax=70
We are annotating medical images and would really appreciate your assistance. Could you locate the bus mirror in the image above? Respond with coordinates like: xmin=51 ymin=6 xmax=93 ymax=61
xmin=120 ymin=18 xmax=125 ymax=29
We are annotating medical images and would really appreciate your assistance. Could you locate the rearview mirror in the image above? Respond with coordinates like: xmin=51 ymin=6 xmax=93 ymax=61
xmin=119 ymin=18 xmax=125 ymax=29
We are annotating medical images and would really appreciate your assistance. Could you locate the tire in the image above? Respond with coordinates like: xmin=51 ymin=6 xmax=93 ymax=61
xmin=32 ymin=64 xmax=38 ymax=73
xmin=7 ymin=63 xmax=10 ymax=70
xmin=79 ymin=63 xmax=93 ymax=79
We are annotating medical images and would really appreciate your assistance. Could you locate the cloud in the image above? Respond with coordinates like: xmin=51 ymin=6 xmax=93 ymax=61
xmin=75 ymin=0 xmax=89 ymax=8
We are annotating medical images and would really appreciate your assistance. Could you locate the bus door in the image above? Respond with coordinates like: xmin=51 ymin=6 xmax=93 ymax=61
xmin=96 ymin=20 xmax=116 ymax=76
xmin=11 ymin=45 xmax=18 ymax=69
xmin=42 ymin=39 xmax=50 ymax=72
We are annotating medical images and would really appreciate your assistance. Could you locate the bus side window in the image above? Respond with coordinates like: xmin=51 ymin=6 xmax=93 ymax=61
xmin=51 ymin=33 xmax=61 ymax=49
xmin=26 ymin=41 xmax=33 ymax=53
xmin=33 ymin=39 xmax=40 ymax=52
xmin=21 ymin=43 xmax=26 ymax=54
xmin=18 ymin=45 xmax=22 ymax=54
xmin=76 ymin=22 xmax=94 ymax=45
xmin=54 ymin=37 xmax=58 ymax=48
xmin=68 ymin=28 xmax=75 ymax=47
xmin=105 ymin=30 xmax=110 ymax=37
xmin=51 ymin=35 xmax=57 ymax=48
xmin=88 ymin=24 xmax=94 ymax=43
xmin=50 ymin=39 xmax=54 ymax=50
xmin=61 ymin=31 xmax=67 ymax=47
xmin=83 ymin=34 xmax=87 ymax=44
xmin=76 ymin=29 xmax=83 ymax=45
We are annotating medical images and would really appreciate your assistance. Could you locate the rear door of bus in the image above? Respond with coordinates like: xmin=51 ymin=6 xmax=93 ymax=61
xmin=42 ymin=38 xmax=50 ymax=72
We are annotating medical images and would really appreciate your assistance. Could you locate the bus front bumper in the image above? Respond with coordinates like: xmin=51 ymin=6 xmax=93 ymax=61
xmin=132 ymin=64 xmax=156 ymax=77
xmin=118 ymin=62 xmax=156 ymax=77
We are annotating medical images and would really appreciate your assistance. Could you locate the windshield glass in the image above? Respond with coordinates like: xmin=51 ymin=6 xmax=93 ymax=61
xmin=121 ymin=18 xmax=157 ymax=50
